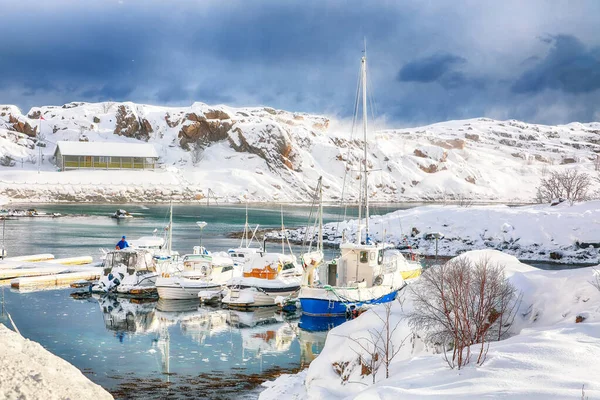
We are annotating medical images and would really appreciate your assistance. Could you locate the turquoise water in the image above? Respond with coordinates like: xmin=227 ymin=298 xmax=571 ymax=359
xmin=3 ymin=203 xmax=411 ymax=260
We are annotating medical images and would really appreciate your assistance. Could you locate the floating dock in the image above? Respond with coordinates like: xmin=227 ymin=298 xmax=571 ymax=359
xmin=10 ymin=268 xmax=101 ymax=290
xmin=2 ymin=254 xmax=55 ymax=263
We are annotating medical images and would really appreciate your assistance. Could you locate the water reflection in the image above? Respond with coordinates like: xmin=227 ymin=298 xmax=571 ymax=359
xmin=76 ymin=292 xmax=345 ymax=397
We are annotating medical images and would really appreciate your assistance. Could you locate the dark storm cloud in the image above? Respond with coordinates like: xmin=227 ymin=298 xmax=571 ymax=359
xmin=1 ymin=0 xmax=600 ymax=125
xmin=398 ymin=53 xmax=466 ymax=84
xmin=512 ymin=35 xmax=600 ymax=94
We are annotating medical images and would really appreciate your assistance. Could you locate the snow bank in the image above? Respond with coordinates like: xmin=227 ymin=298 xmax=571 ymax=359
xmin=0 ymin=324 xmax=113 ymax=400
xmin=282 ymin=201 xmax=600 ymax=264
xmin=260 ymin=250 xmax=600 ymax=400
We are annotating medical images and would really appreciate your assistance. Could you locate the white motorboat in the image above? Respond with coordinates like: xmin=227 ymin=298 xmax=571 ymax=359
xmin=221 ymin=252 xmax=304 ymax=308
xmin=92 ymin=248 xmax=159 ymax=296
xmin=298 ymin=47 xmax=422 ymax=317
xmin=156 ymin=249 xmax=241 ymax=300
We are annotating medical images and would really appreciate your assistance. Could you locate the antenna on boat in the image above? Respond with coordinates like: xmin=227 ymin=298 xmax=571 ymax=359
xmin=196 ymin=221 xmax=207 ymax=248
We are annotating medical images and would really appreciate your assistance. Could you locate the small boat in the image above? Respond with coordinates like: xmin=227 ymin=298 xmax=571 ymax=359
xmin=92 ymin=248 xmax=158 ymax=294
xmin=221 ymin=252 xmax=304 ymax=308
xmin=111 ymin=209 xmax=133 ymax=219
xmin=156 ymin=248 xmax=241 ymax=300
xmin=298 ymin=48 xmax=422 ymax=317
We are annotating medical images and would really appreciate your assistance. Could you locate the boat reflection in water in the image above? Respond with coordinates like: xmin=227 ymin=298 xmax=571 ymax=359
xmin=297 ymin=314 xmax=348 ymax=367
xmin=90 ymin=294 xmax=345 ymax=394
xmin=95 ymin=294 xmax=158 ymax=341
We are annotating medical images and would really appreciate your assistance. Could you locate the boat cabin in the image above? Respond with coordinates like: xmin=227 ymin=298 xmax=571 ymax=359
xmin=103 ymin=249 xmax=156 ymax=276
xmin=242 ymin=252 xmax=301 ymax=280
xmin=322 ymin=243 xmax=386 ymax=287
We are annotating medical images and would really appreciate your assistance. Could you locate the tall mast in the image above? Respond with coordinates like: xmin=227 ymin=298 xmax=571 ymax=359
xmin=168 ymin=201 xmax=173 ymax=254
xmin=361 ymin=41 xmax=370 ymax=242
xmin=318 ymin=177 xmax=323 ymax=252
xmin=280 ymin=205 xmax=285 ymax=254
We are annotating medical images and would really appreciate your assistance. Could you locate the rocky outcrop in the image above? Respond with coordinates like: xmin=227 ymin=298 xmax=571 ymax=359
xmin=8 ymin=115 xmax=37 ymax=137
xmin=228 ymin=123 xmax=297 ymax=171
xmin=114 ymin=105 xmax=151 ymax=141
xmin=178 ymin=113 xmax=232 ymax=150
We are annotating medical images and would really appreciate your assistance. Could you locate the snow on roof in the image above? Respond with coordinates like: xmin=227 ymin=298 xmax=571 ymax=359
xmin=54 ymin=141 xmax=158 ymax=158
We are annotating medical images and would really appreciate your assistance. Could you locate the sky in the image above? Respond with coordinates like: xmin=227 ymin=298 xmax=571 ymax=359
xmin=1 ymin=0 xmax=600 ymax=127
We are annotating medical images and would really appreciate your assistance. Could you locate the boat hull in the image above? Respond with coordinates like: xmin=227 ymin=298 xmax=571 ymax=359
xmin=222 ymin=286 xmax=300 ymax=308
xmin=299 ymin=286 xmax=399 ymax=317
xmin=156 ymin=278 xmax=222 ymax=300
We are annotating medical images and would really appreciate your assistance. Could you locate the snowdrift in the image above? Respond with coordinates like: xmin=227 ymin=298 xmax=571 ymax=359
xmin=260 ymin=250 xmax=600 ymax=399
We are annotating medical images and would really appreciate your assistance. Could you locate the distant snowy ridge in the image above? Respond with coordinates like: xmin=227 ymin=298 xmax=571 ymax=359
xmin=277 ymin=201 xmax=600 ymax=264
xmin=1 ymin=102 xmax=600 ymax=203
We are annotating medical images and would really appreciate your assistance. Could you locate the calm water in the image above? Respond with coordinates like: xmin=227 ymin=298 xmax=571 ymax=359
xmin=2 ymin=203 xmax=412 ymax=260
xmin=0 ymin=203 xmax=411 ymax=399
xmin=0 ymin=203 xmax=583 ymax=399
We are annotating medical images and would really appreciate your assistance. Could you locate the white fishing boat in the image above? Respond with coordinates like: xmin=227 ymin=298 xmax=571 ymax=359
xmin=111 ymin=209 xmax=133 ymax=219
xmin=221 ymin=252 xmax=304 ymax=308
xmin=298 ymin=46 xmax=422 ymax=317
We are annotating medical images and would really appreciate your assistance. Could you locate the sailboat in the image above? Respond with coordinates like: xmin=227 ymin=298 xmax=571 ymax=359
xmin=298 ymin=46 xmax=422 ymax=317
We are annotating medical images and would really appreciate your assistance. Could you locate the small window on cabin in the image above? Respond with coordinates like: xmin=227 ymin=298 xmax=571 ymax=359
xmin=360 ymin=251 xmax=368 ymax=263
xmin=370 ymin=252 xmax=375 ymax=261
xmin=378 ymin=250 xmax=384 ymax=265
xmin=282 ymin=263 xmax=295 ymax=270
xmin=238 ymin=254 xmax=245 ymax=258
xmin=222 ymin=266 xmax=233 ymax=272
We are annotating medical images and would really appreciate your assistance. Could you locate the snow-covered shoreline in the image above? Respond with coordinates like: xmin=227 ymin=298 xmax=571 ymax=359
xmin=0 ymin=324 xmax=113 ymax=399
xmin=274 ymin=200 xmax=600 ymax=264
xmin=259 ymin=250 xmax=600 ymax=400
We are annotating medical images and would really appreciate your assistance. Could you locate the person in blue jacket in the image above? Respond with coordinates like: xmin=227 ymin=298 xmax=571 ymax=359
xmin=116 ymin=236 xmax=129 ymax=250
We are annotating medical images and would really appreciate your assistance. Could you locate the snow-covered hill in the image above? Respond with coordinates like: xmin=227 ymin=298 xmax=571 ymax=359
xmin=0 ymin=102 xmax=599 ymax=203
xmin=260 ymin=250 xmax=600 ymax=399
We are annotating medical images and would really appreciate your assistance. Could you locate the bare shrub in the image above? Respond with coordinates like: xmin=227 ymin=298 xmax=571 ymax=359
xmin=409 ymin=256 xmax=520 ymax=369
xmin=101 ymin=101 xmax=115 ymax=113
xmin=536 ymin=169 xmax=591 ymax=205
xmin=338 ymin=298 xmax=408 ymax=383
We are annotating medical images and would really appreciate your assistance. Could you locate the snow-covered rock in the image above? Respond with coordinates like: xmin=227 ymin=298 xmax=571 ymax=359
xmin=0 ymin=324 xmax=113 ymax=399
xmin=278 ymin=201 xmax=600 ymax=264
xmin=1 ymin=102 xmax=600 ymax=202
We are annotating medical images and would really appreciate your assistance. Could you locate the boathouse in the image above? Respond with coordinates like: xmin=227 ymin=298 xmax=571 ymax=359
xmin=53 ymin=141 xmax=159 ymax=171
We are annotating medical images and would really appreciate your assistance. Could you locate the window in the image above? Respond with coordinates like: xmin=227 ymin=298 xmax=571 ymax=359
xmin=378 ymin=250 xmax=384 ymax=265
xmin=360 ymin=251 xmax=368 ymax=263
xmin=282 ymin=263 xmax=295 ymax=270
xmin=370 ymin=252 xmax=375 ymax=261
xmin=222 ymin=265 xmax=233 ymax=272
